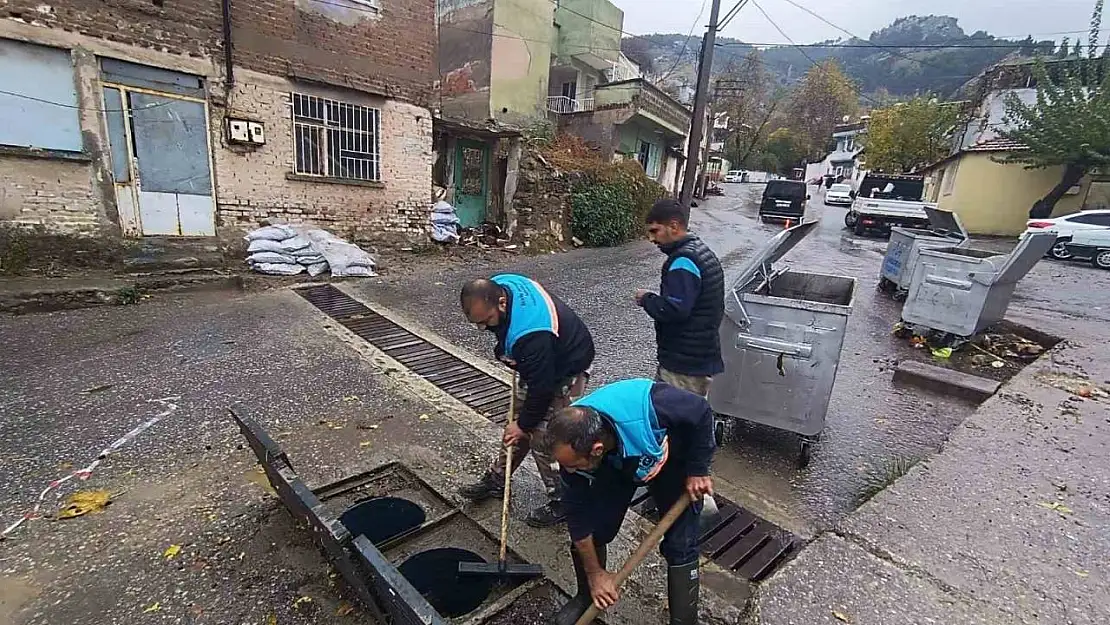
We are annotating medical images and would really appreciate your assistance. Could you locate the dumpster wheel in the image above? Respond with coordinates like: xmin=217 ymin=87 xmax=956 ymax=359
xmin=797 ymin=436 xmax=818 ymax=468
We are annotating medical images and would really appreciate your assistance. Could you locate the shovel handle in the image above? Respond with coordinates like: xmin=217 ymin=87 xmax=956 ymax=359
xmin=498 ymin=374 xmax=517 ymax=564
xmin=575 ymin=492 xmax=693 ymax=625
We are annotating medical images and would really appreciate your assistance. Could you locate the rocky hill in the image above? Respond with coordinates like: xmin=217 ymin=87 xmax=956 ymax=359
xmin=623 ymin=15 xmax=1058 ymax=99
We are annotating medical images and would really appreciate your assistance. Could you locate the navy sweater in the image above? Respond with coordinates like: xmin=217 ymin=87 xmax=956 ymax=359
xmin=561 ymin=383 xmax=716 ymax=542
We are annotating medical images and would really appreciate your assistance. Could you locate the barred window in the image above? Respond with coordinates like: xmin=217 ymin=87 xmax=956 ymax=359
xmin=292 ymin=93 xmax=381 ymax=182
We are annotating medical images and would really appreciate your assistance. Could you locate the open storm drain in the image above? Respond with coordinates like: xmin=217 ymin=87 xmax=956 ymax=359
xmin=340 ymin=497 xmax=426 ymax=546
xmin=398 ymin=548 xmax=494 ymax=617
xmin=295 ymin=285 xmax=800 ymax=583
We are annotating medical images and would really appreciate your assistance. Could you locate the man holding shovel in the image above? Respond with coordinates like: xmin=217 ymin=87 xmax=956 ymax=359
xmin=458 ymin=274 xmax=594 ymax=528
xmin=547 ymin=378 xmax=716 ymax=625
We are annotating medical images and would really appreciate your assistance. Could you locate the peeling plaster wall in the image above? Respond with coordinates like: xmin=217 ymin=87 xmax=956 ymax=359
xmin=437 ymin=0 xmax=494 ymax=120
xmin=488 ymin=0 xmax=554 ymax=126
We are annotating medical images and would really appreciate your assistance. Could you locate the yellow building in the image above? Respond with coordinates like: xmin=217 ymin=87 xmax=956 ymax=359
xmin=921 ymin=138 xmax=1091 ymax=236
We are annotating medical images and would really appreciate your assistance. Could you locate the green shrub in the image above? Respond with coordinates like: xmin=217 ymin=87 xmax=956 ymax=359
xmin=570 ymin=183 xmax=637 ymax=247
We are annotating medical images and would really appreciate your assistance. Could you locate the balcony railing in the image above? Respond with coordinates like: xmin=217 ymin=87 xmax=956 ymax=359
xmin=547 ymin=96 xmax=595 ymax=114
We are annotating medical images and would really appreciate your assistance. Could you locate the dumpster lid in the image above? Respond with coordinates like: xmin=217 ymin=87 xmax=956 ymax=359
xmin=732 ymin=220 xmax=819 ymax=288
xmin=994 ymin=231 xmax=1056 ymax=284
xmin=923 ymin=207 xmax=968 ymax=240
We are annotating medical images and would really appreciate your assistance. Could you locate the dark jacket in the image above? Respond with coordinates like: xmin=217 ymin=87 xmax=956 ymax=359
xmin=561 ymin=382 xmax=717 ymax=542
xmin=491 ymin=284 xmax=594 ymax=430
xmin=640 ymin=235 xmax=725 ymax=376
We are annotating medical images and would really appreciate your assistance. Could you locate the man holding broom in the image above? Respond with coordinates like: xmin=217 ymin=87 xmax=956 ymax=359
xmin=457 ymin=274 xmax=594 ymax=528
xmin=547 ymin=378 xmax=716 ymax=625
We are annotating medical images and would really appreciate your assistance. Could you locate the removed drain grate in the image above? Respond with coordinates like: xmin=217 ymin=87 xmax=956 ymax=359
xmin=296 ymin=284 xmax=513 ymax=423
xmin=297 ymin=284 xmax=798 ymax=582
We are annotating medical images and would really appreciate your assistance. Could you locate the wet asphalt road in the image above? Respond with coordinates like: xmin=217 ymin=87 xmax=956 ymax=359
xmin=359 ymin=184 xmax=1110 ymax=535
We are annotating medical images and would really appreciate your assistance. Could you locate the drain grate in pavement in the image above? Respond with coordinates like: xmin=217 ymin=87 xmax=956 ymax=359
xmin=296 ymin=284 xmax=513 ymax=423
xmin=297 ymin=283 xmax=797 ymax=582
xmin=631 ymin=491 xmax=797 ymax=582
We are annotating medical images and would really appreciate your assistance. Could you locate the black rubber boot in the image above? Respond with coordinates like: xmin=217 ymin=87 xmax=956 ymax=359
xmin=667 ymin=560 xmax=700 ymax=625
xmin=554 ymin=543 xmax=607 ymax=625
xmin=525 ymin=500 xmax=566 ymax=528
xmin=458 ymin=472 xmax=504 ymax=502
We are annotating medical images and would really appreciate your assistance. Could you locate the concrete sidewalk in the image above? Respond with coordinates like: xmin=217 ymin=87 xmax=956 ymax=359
xmin=753 ymin=310 xmax=1110 ymax=625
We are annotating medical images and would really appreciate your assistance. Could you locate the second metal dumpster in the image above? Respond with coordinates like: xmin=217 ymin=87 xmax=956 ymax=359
xmin=880 ymin=207 xmax=968 ymax=296
xmin=709 ymin=221 xmax=857 ymax=465
xmin=901 ymin=232 xmax=1056 ymax=337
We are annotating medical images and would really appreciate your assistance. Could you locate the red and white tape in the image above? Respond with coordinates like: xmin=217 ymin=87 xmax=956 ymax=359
xmin=1 ymin=396 xmax=180 ymax=540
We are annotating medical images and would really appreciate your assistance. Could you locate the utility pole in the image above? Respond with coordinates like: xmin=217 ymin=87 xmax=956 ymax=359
xmin=697 ymin=101 xmax=714 ymax=199
xmin=679 ymin=0 xmax=723 ymax=209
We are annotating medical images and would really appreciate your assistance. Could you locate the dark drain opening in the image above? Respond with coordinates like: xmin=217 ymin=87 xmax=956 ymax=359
xmin=398 ymin=548 xmax=493 ymax=617
xmin=340 ymin=497 xmax=426 ymax=546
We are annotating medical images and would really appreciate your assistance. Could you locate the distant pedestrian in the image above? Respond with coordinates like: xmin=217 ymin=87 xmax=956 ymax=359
xmin=635 ymin=199 xmax=725 ymax=397
xmin=458 ymin=274 xmax=595 ymax=527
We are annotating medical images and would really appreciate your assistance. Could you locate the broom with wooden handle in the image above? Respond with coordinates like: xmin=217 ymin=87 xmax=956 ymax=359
xmin=574 ymin=492 xmax=694 ymax=625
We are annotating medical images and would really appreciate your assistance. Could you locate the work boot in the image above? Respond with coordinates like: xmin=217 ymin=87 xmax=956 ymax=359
xmin=458 ymin=472 xmax=504 ymax=502
xmin=554 ymin=543 xmax=607 ymax=625
xmin=525 ymin=500 xmax=565 ymax=528
xmin=667 ymin=560 xmax=700 ymax=625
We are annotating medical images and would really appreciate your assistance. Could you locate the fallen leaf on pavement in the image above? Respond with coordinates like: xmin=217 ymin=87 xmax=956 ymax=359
xmin=991 ymin=360 xmax=1006 ymax=368
xmin=336 ymin=602 xmax=356 ymax=616
xmin=419 ymin=414 xmax=431 ymax=421
xmin=163 ymin=544 xmax=182 ymax=560
xmin=359 ymin=441 xmax=372 ymax=448
xmin=1037 ymin=502 xmax=1074 ymax=515
xmin=833 ymin=610 xmax=852 ymax=623
xmin=267 ymin=615 xmax=277 ymax=625
xmin=343 ymin=395 xmax=360 ymax=402
xmin=83 ymin=384 xmax=114 ymax=394
xmin=1076 ymin=570 xmax=1090 ymax=578
xmin=143 ymin=603 xmax=161 ymax=613
xmin=57 ymin=490 xmax=111 ymax=519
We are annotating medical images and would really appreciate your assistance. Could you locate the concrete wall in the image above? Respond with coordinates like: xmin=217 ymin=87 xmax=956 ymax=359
xmin=489 ymin=0 xmax=555 ymax=125
xmin=0 ymin=0 xmax=437 ymax=244
xmin=931 ymin=152 xmax=1091 ymax=236
xmin=553 ymin=0 xmax=622 ymax=66
xmin=438 ymin=0 xmax=494 ymax=121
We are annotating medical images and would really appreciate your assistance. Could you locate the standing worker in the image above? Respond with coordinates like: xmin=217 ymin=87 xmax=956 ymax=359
xmin=635 ymin=198 xmax=725 ymax=397
xmin=458 ymin=274 xmax=595 ymax=528
xmin=547 ymin=378 xmax=716 ymax=625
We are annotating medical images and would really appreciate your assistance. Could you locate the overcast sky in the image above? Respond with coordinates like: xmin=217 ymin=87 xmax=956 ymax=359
xmin=609 ymin=0 xmax=1098 ymax=45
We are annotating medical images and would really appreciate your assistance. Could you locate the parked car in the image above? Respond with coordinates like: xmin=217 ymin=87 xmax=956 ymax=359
xmin=824 ymin=183 xmax=855 ymax=207
xmin=759 ymin=179 xmax=809 ymax=222
xmin=1064 ymin=229 xmax=1110 ymax=269
xmin=1023 ymin=209 xmax=1110 ymax=260
xmin=844 ymin=173 xmax=931 ymax=236
xmin=724 ymin=170 xmax=744 ymax=183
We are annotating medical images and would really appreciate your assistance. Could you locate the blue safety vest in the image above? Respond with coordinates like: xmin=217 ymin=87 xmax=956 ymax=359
xmin=572 ymin=378 xmax=669 ymax=483
xmin=491 ymin=274 xmax=559 ymax=357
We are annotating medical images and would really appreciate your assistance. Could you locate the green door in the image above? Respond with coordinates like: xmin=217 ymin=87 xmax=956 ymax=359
xmin=454 ymin=140 xmax=488 ymax=228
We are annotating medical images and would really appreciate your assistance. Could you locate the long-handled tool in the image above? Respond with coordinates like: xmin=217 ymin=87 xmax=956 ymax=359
xmin=575 ymin=492 xmax=694 ymax=625
xmin=458 ymin=374 xmax=544 ymax=582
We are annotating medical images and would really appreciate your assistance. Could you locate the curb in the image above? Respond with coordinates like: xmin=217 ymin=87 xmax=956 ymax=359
xmin=0 ymin=272 xmax=246 ymax=315
xmin=892 ymin=360 xmax=1001 ymax=403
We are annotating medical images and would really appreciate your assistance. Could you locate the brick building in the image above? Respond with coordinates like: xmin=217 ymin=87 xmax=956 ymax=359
xmin=0 ymin=0 xmax=436 ymax=248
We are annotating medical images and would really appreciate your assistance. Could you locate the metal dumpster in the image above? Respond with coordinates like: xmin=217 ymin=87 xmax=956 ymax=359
xmin=709 ymin=221 xmax=857 ymax=465
xmin=901 ymin=232 xmax=1056 ymax=337
xmin=880 ymin=207 xmax=968 ymax=296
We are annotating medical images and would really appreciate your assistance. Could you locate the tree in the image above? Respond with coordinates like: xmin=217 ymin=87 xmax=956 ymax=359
xmin=864 ymin=97 xmax=959 ymax=172
xmin=786 ymin=60 xmax=861 ymax=160
xmin=763 ymin=128 xmax=804 ymax=174
xmin=1001 ymin=0 xmax=1110 ymax=218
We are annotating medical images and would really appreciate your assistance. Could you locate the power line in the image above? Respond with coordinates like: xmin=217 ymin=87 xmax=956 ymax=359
xmin=717 ymin=0 xmax=751 ymax=30
xmin=719 ymin=41 xmax=1064 ymax=50
xmin=750 ymin=0 xmax=881 ymax=105
xmin=0 ymin=88 xmax=182 ymax=114
xmin=658 ymin=0 xmax=709 ymax=81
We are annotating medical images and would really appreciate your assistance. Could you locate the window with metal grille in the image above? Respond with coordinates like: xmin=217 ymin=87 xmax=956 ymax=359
xmin=292 ymin=93 xmax=381 ymax=182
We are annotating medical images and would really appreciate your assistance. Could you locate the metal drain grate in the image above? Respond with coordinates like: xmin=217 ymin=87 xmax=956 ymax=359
xmin=631 ymin=491 xmax=796 ymax=582
xmin=297 ymin=284 xmax=513 ymax=423
xmin=297 ymin=283 xmax=797 ymax=582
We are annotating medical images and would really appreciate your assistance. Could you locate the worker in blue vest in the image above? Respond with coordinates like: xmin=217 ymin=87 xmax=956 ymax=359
xmin=635 ymin=198 xmax=725 ymax=397
xmin=458 ymin=274 xmax=595 ymax=527
xmin=547 ymin=378 xmax=716 ymax=625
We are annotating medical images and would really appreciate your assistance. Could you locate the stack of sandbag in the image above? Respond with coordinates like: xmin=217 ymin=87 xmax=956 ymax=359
xmin=244 ymin=224 xmax=376 ymax=278
xmin=430 ymin=200 xmax=460 ymax=243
